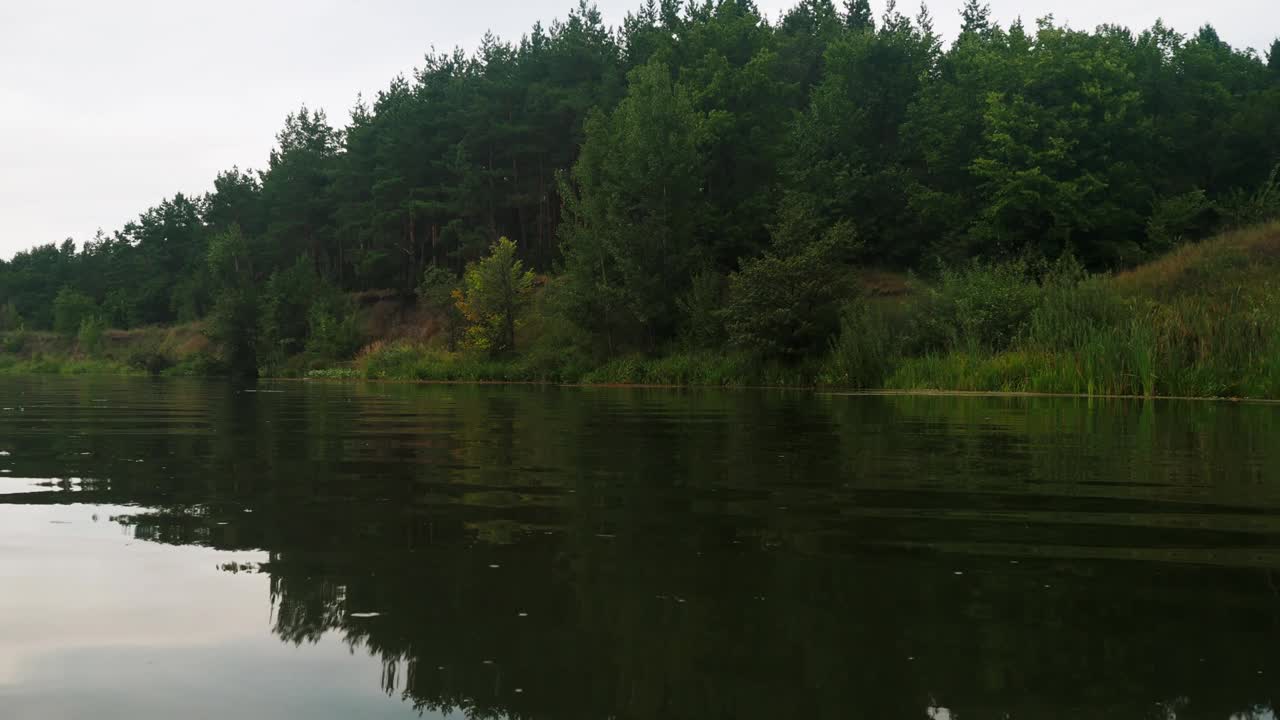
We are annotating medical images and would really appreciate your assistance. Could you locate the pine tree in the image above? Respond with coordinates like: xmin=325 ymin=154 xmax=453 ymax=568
xmin=843 ymin=0 xmax=874 ymax=31
xmin=960 ymin=0 xmax=992 ymax=36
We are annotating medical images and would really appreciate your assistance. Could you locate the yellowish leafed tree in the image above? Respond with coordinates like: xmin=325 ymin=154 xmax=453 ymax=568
xmin=453 ymin=238 xmax=536 ymax=355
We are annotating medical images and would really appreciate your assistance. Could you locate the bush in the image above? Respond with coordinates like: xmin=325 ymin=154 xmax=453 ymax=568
xmin=305 ymin=292 xmax=362 ymax=362
xmin=820 ymin=300 xmax=902 ymax=388
xmin=127 ymin=347 xmax=176 ymax=375
xmin=259 ymin=258 xmax=320 ymax=363
xmin=911 ymin=259 xmax=1042 ymax=353
xmin=53 ymin=288 xmax=98 ymax=336
xmin=101 ymin=289 xmax=141 ymax=329
xmin=353 ymin=340 xmax=532 ymax=382
xmin=1146 ymin=189 xmax=1214 ymax=251
xmin=1218 ymin=165 xmax=1280 ymax=230
xmin=162 ymin=352 xmax=227 ymax=378
xmin=579 ymin=352 xmax=759 ymax=386
xmin=2 ymin=329 xmax=26 ymax=354
xmin=677 ymin=271 xmax=727 ymax=348
xmin=519 ymin=285 xmax=595 ymax=382
xmin=725 ymin=236 xmax=849 ymax=359
xmin=417 ymin=264 xmax=465 ymax=350
xmin=0 ymin=302 xmax=23 ymax=332
xmin=77 ymin=315 xmax=106 ymax=356
xmin=206 ymin=287 xmax=260 ymax=378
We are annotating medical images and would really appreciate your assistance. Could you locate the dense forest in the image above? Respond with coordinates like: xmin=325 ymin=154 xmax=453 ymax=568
xmin=1 ymin=0 xmax=1279 ymax=387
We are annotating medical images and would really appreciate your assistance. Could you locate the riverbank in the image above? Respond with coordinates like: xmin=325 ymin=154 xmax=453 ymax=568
xmin=310 ymin=221 xmax=1280 ymax=399
xmin=5 ymin=222 xmax=1280 ymax=400
xmin=0 ymin=324 xmax=210 ymax=378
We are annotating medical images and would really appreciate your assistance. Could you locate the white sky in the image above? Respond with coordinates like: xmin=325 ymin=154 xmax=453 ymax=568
xmin=0 ymin=0 xmax=1274 ymax=259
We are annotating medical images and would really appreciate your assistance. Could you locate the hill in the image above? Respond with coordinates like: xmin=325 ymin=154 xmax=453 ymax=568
xmin=876 ymin=221 xmax=1280 ymax=398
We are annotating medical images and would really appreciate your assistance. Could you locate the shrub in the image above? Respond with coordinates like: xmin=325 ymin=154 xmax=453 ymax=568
xmin=1146 ymin=189 xmax=1214 ymax=251
xmin=2 ymin=329 xmax=26 ymax=354
xmin=677 ymin=271 xmax=727 ymax=348
xmin=820 ymin=300 xmax=901 ymax=388
xmin=0 ymin=302 xmax=23 ymax=332
xmin=206 ymin=287 xmax=260 ymax=378
xmin=911 ymin=259 xmax=1042 ymax=353
xmin=417 ymin=264 xmax=465 ymax=350
xmin=77 ymin=315 xmax=106 ymax=356
xmin=162 ymin=352 xmax=227 ymax=377
xmin=127 ymin=347 xmax=176 ymax=375
xmin=1218 ymin=165 xmax=1280 ymax=229
xmin=53 ymin=288 xmax=98 ymax=336
xmin=258 ymin=258 xmax=319 ymax=363
xmin=305 ymin=293 xmax=362 ymax=362
xmin=725 ymin=236 xmax=849 ymax=359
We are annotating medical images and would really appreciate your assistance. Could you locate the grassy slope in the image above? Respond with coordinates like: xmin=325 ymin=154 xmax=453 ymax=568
xmin=883 ymin=222 xmax=1280 ymax=398
xmin=1112 ymin=221 xmax=1280 ymax=299
xmin=0 ymin=324 xmax=209 ymax=377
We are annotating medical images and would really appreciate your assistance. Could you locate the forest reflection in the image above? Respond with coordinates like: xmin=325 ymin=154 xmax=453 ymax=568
xmin=2 ymin=377 xmax=1279 ymax=719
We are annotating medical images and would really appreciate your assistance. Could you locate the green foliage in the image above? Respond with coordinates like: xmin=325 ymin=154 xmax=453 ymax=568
xmin=1218 ymin=165 xmax=1280 ymax=230
xmin=259 ymin=259 xmax=321 ymax=362
xmin=305 ymin=291 xmax=362 ymax=361
xmin=77 ymin=315 xmax=106 ymax=356
xmin=2 ymin=329 xmax=27 ymax=354
xmin=820 ymin=300 xmax=902 ymax=388
xmin=560 ymin=60 xmax=709 ymax=348
xmin=356 ymin=341 xmax=530 ymax=382
xmin=579 ymin=352 xmax=759 ymax=386
xmin=52 ymin=288 xmax=98 ymax=336
xmin=101 ymin=289 xmax=140 ymax=329
xmin=417 ymin=264 xmax=464 ymax=350
xmin=454 ymin=238 xmax=535 ymax=355
xmin=207 ymin=288 xmax=260 ymax=378
xmin=677 ymin=271 xmax=727 ymax=348
xmin=0 ymin=302 xmax=22 ymax=332
xmin=1146 ymin=190 xmax=1215 ymax=252
xmin=170 ymin=272 xmax=213 ymax=323
xmin=0 ymin=355 xmax=138 ymax=377
xmin=305 ymin=367 xmax=360 ymax=380
xmin=911 ymin=259 xmax=1042 ymax=353
xmin=162 ymin=352 xmax=227 ymax=378
xmin=127 ymin=347 xmax=176 ymax=376
xmin=725 ymin=230 xmax=852 ymax=358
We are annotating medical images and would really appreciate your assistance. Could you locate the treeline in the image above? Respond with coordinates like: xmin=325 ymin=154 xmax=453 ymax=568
xmin=1 ymin=0 xmax=1278 ymax=376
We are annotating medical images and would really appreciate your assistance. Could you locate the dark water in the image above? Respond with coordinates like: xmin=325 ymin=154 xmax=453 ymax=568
xmin=1 ymin=377 xmax=1278 ymax=720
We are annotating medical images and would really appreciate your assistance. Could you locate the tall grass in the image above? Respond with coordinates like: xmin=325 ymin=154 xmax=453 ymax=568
xmin=819 ymin=300 xmax=901 ymax=388
xmin=354 ymin=341 xmax=535 ymax=382
xmin=0 ymin=354 xmax=139 ymax=377
xmin=869 ymin=224 xmax=1280 ymax=398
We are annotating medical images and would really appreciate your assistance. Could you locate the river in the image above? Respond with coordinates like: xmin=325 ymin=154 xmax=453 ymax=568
xmin=0 ymin=377 xmax=1276 ymax=719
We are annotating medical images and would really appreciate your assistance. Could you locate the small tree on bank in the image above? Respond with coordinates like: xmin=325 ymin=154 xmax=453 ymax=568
xmin=453 ymin=238 xmax=536 ymax=355
xmin=417 ymin=264 xmax=465 ymax=351
xmin=0 ymin=302 xmax=23 ymax=333
xmin=52 ymin=288 xmax=98 ymax=336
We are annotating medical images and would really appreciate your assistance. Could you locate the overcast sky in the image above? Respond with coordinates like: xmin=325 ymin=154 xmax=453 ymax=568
xmin=0 ymin=0 xmax=1273 ymax=259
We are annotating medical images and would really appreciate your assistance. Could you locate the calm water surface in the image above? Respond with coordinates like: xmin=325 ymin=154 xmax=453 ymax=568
xmin=1 ymin=376 xmax=1278 ymax=719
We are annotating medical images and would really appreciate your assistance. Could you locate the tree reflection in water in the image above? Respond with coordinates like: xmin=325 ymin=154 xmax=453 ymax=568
xmin=3 ymin=377 xmax=1279 ymax=719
